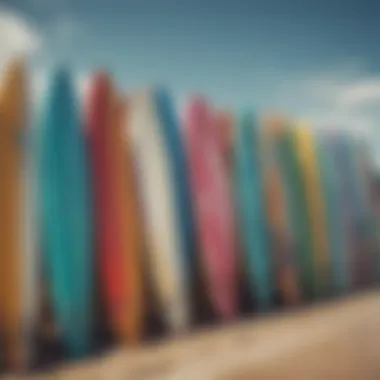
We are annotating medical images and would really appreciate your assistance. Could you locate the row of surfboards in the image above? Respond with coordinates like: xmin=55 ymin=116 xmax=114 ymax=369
xmin=0 ymin=58 xmax=379 ymax=372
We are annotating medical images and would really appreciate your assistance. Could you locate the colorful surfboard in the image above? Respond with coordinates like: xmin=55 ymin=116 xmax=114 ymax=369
xmin=354 ymin=139 xmax=379 ymax=283
xmin=184 ymin=97 xmax=237 ymax=319
xmin=315 ymin=134 xmax=348 ymax=295
xmin=39 ymin=68 xmax=93 ymax=357
xmin=114 ymin=98 xmax=144 ymax=342
xmin=127 ymin=89 xmax=189 ymax=332
xmin=234 ymin=111 xmax=273 ymax=309
xmin=214 ymin=110 xmax=235 ymax=171
xmin=345 ymin=137 xmax=374 ymax=287
xmin=325 ymin=135 xmax=355 ymax=291
xmin=275 ymin=124 xmax=315 ymax=300
xmin=0 ymin=59 xmax=39 ymax=369
xmin=154 ymin=88 xmax=196 ymax=285
xmin=329 ymin=133 xmax=374 ymax=289
xmin=262 ymin=116 xmax=300 ymax=305
xmin=292 ymin=124 xmax=330 ymax=298
xmin=369 ymin=171 xmax=380 ymax=282
xmin=86 ymin=73 xmax=143 ymax=343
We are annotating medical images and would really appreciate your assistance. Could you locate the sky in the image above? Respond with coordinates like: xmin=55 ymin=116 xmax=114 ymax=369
xmin=1 ymin=0 xmax=380 ymax=151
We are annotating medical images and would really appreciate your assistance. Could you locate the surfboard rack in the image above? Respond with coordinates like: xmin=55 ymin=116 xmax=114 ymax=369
xmin=7 ymin=289 xmax=380 ymax=380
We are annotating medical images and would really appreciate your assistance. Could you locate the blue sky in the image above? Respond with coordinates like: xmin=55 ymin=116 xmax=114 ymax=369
xmin=1 ymin=0 xmax=380 ymax=145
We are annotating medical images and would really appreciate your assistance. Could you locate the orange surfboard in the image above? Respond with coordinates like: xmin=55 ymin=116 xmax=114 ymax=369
xmin=0 ymin=59 xmax=29 ymax=369
xmin=86 ymin=73 xmax=143 ymax=343
xmin=109 ymin=95 xmax=143 ymax=342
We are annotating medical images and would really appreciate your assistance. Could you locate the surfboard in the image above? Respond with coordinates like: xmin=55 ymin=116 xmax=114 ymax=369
xmin=86 ymin=73 xmax=143 ymax=343
xmin=113 ymin=98 xmax=144 ymax=342
xmin=183 ymin=97 xmax=237 ymax=319
xmin=274 ymin=124 xmax=315 ymax=300
xmin=325 ymin=134 xmax=355 ymax=291
xmin=345 ymin=137 xmax=374 ymax=287
xmin=20 ymin=64 xmax=39 ymax=369
xmin=353 ymin=139 xmax=373 ymax=216
xmin=214 ymin=110 xmax=235 ymax=171
xmin=354 ymin=139 xmax=379 ymax=284
xmin=127 ymin=89 xmax=189 ymax=332
xmin=261 ymin=116 xmax=300 ymax=305
xmin=292 ymin=124 xmax=330 ymax=298
xmin=234 ymin=110 xmax=273 ymax=309
xmin=0 ymin=58 xmax=39 ymax=370
xmin=315 ymin=134 xmax=348 ymax=295
xmin=368 ymin=168 xmax=380 ymax=282
xmin=154 ymin=88 xmax=196 ymax=291
xmin=39 ymin=67 xmax=93 ymax=357
xmin=330 ymin=133 xmax=374 ymax=289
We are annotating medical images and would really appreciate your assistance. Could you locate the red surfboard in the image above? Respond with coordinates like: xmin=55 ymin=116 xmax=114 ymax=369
xmin=86 ymin=73 xmax=142 ymax=342
xmin=184 ymin=97 xmax=237 ymax=320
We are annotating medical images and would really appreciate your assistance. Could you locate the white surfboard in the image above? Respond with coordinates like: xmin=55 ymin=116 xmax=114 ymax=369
xmin=126 ymin=89 xmax=189 ymax=332
xmin=21 ymin=113 xmax=39 ymax=368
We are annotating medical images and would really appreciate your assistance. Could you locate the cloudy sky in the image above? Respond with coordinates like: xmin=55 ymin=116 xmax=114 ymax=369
xmin=1 ymin=0 xmax=380 ymax=148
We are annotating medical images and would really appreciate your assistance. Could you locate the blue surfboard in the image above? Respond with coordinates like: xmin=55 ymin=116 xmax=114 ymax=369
xmin=234 ymin=111 xmax=273 ymax=309
xmin=354 ymin=139 xmax=380 ymax=283
xmin=153 ymin=88 xmax=195 ymax=284
xmin=38 ymin=68 xmax=93 ymax=357
xmin=315 ymin=135 xmax=349 ymax=295
xmin=328 ymin=134 xmax=359 ymax=290
xmin=346 ymin=137 xmax=375 ymax=286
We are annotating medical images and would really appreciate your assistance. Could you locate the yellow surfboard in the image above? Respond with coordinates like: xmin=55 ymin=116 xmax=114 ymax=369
xmin=0 ymin=58 xmax=29 ymax=369
xmin=292 ymin=123 xmax=330 ymax=297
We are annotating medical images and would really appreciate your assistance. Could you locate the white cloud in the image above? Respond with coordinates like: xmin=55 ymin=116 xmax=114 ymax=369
xmin=300 ymin=73 xmax=380 ymax=113
xmin=334 ymin=79 xmax=380 ymax=109
xmin=273 ymin=66 xmax=380 ymax=168
xmin=0 ymin=7 xmax=88 ymax=106
xmin=309 ymin=110 xmax=375 ymax=135
xmin=277 ymin=67 xmax=380 ymax=136
xmin=0 ymin=8 xmax=42 ymax=70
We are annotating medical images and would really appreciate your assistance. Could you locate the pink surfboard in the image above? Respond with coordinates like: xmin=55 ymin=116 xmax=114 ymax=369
xmin=184 ymin=97 xmax=237 ymax=320
xmin=214 ymin=110 xmax=235 ymax=171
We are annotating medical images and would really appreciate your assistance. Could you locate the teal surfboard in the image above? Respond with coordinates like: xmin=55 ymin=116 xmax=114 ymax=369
xmin=38 ymin=68 xmax=93 ymax=357
xmin=234 ymin=111 xmax=273 ymax=309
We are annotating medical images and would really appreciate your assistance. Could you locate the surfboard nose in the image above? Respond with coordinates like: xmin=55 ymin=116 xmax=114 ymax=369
xmin=91 ymin=71 xmax=112 ymax=94
xmin=0 ymin=58 xmax=27 ymax=131
xmin=185 ymin=97 xmax=211 ymax=135
xmin=0 ymin=58 xmax=25 ymax=96
xmin=51 ymin=67 xmax=71 ymax=89
xmin=46 ymin=67 xmax=75 ymax=111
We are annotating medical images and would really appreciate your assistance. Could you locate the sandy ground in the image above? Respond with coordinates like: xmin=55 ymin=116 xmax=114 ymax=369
xmin=4 ymin=289 xmax=380 ymax=380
